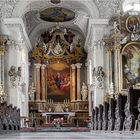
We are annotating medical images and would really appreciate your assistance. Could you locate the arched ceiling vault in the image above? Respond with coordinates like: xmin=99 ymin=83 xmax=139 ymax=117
xmin=12 ymin=0 xmax=99 ymax=46
xmin=0 ymin=0 xmax=122 ymax=48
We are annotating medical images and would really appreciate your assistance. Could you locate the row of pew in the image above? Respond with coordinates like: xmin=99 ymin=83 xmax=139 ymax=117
xmin=92 ymin=87 xmax=140 ymax=131
xmin=0 ymin=103 xmax=20 ymax=133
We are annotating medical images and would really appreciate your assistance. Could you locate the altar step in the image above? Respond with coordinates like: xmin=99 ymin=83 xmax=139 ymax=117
xmin=41 ymin=123 xmax=73 ymax=128
xmin=38 ymin=127 xmax=90 ymax=132
xmin=21 ymin=127 xmax=90 ymax=132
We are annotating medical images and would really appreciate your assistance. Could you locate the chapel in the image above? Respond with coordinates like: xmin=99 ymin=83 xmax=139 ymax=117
xmin=0 ymin=0 xmax=140 ymax=135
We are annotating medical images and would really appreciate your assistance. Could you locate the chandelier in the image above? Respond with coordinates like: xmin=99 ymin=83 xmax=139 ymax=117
xmin=0 ymin=84 xmax=7 ymax=103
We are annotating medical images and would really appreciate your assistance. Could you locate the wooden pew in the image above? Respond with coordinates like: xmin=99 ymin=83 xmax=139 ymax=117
xmin=94 ymin=107 xmax=99 ymax=130
xmin=107 ymin=97 xmax=116 ymax=130
xmin=92 ymin=109 xmax=95 ymax=130
xmin=0 ymin=103 xmax=20 ymax=134
xmin=98 ymin=104 xmax=103 ymax=130
xmin=124 ymin=87 xmax=140 ymax=130
xmin=102 ymin=101 xmax=109 ymax=130
xmin=1 ymin=103 xmax=9 ymax=131
xmin=137 ymin=97 xmax=140 ymax=130
xmin=114 ymin=94 xmax=127 ymax=130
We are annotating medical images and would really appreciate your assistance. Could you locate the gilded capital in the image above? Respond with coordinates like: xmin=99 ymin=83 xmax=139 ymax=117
xmin=41 ymin=64 xmax=46 ymax=69
xmin=114 ymin=45 xmax=122 ymax=51
xmin=34 ymin=63 xmax=41 ymax=69
xmin=75 ymin=63 xmax=82 ymax=69
xmin=71 ymin=64 xmax=76 ymax=69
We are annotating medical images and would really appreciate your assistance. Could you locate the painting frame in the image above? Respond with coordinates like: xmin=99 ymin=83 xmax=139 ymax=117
xmin=121 ymin=42 xmax=140 ymax=89
xmin=125 ymin=16 xmax=140 ymax=33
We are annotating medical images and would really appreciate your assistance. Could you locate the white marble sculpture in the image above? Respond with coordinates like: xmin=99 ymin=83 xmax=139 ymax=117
xmin=81 ymin=82 xmax=88 ymax=101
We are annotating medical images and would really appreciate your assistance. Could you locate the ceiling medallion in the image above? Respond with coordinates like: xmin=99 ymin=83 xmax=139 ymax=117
xmin=51 ymin=0 xmax=61 ymax=4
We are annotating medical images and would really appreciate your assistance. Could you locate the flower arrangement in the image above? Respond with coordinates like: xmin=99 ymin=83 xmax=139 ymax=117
xmin=53 ymin=117 xmax=64 ymax=128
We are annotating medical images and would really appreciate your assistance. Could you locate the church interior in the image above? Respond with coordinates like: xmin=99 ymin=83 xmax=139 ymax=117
xmin=0 ymin=0 xmax=140 ymax=139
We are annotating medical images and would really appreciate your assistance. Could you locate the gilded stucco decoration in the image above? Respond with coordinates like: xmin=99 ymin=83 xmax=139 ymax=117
xmin=31 ymin=27 xmax=86 ymax=63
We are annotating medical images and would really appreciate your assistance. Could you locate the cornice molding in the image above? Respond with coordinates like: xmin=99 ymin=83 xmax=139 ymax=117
xmin=3 ymin=18 xmax=32 ymax=51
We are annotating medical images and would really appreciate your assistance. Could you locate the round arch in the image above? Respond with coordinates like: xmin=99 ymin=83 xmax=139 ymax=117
xmin=29 ymin=22 xmax=85 ymax=47
xmin=12 ymin=0 xmax=99 ymax=18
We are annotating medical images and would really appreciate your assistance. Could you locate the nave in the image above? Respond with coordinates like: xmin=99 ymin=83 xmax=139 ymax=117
xmin=0 ymin=132 xmax=140 ymax=140
xmin=0 ymin=0 xmax=140 ymax=138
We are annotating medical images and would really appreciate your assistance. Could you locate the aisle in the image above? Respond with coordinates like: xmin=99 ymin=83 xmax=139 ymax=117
xmin=0 ymin=132 xmax=140 ymax=140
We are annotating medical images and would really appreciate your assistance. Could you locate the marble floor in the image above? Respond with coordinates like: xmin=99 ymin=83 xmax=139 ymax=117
xmin=0 ymin=132 xmax=140 ymax=140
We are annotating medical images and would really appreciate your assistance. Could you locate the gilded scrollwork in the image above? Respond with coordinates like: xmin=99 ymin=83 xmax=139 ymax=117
xmin=31 ymin=28 xmax=86 ymax=63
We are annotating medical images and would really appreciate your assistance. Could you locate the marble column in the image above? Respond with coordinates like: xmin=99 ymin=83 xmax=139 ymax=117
xmin=76 ymin=63 xmax=82 ymax=101
xmin=108 ymin=48 xmax=113 ymax=87
xmin=1 ymin=53 xmax=4 ymax=87
xmin=114 ymin=46 xmax=121 ymax=93
xmin=45 ymin=66 xmax=48 ymax=101
xmin=71 ymin=64 xmax=76 ymax=101
xmin=105 ymin=48 xmax=111 ymax=93
xmin=41 ymin=64 xmax=46 ymax=102
xmin=118 ymin=46 xmax=122 ymax=91
xmin=35 ymin=63 xmax=41 ymax=101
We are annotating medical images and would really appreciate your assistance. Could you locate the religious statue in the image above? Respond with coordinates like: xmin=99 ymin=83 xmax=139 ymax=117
xmin=113 ymin=21 xmax=120 ymax=33
xmin=53 ymin=35 xmax=64 ymax=55
xmin=81 ymin=82 xmax=88 ymax=101
xmin=28 ymin=82 xmax=35 ymax=101
xmin=64 ymin=28 xmax=75 ymax=44
xmin=8 ymin=66 xmax=17 ymax=87
xmin=96 ymin=66 xmax=105 ymax=88
xmin=8 ymin=66 xmax=22 ymax=87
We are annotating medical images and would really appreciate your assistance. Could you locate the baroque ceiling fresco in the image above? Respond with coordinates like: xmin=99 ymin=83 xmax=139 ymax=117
xmin=40 ymin=7 xmax=75 ymax=22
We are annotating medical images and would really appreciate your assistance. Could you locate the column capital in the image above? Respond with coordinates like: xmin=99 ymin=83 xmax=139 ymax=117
xmin=75 ymin=63 xmax=82 ymax=69
xmin=114 ymin=45 xmax=122 ymax=51
xmin=71 ymin=64 xmax=76 ymax=69
xmin=41 ymin=64 xmax=46 ymax=69
xmin=34 ymin=63 xmax=41 ymax=69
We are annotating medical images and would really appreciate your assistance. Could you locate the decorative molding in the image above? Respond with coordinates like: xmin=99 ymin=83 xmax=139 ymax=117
xmin=0 ymin=0 xmax=121 ymax=19
xmin=0 ymin=0 xmax=19 ymax=18
xmin=95 ymin=0 xmax=120 ymax=18
xmin=6 ymin=39 xmax=21 ymax=50
xmin=3 ymin=18 xmax=32 ymax=51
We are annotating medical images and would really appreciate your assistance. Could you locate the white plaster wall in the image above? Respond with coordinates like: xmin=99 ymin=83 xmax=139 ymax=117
xmin=2 ymin=19 xmax=30 ymax=118
xmin=86 ymin=19 xmax=108 ymax=109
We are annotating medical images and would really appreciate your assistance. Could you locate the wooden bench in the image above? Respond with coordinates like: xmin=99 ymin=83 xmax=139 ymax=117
xmin=114 ymin=94 xmax=127 ymax=130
